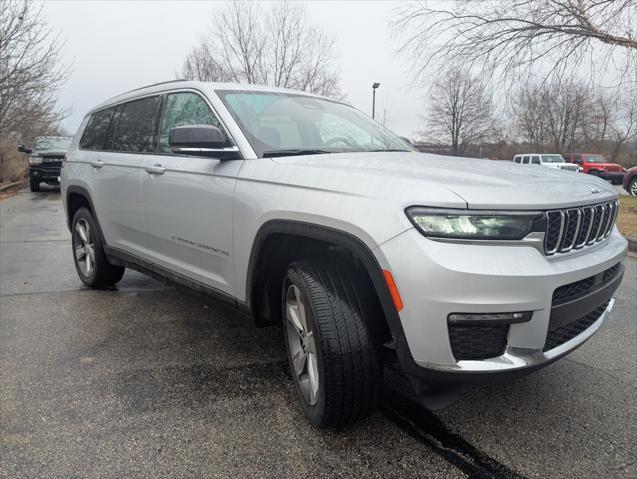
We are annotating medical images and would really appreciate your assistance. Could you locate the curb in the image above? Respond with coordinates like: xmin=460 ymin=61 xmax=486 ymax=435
xmin=0 ymin=180 xmax=24 ymax=193
xmin=627 ymin=236 xmax=637 ymax=253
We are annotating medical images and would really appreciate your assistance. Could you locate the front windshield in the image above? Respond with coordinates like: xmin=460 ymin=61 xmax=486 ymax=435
xmin=541 ymin=155 xmax=565 ymax=163
xmin=216 ymin=90 xmax=413 ymax=157
xmin=33 ymin=137 xmax=72 ymax=151
xmin=584 ymin=155 xmax=607 ymax=163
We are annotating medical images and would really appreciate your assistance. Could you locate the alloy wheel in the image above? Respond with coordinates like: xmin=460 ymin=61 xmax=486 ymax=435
xmin=285 ymin=284 xmax=319 ymax=405
xmin=74 ymin=218 xmax=96 ymax=277
xmin=631 ymin=179 xmax=637 ymax=196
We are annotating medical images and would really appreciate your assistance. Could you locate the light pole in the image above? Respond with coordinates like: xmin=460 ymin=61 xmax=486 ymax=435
xmin=372 ymin=82 xmax=380 ymax=119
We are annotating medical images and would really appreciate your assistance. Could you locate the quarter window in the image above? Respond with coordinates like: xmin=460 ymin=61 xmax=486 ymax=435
xmin=80 ymin=107 xmax=116 ymax=150
xmin=112 ymin=96 xmax=161 ymax=152
xmin=158 ymin=92 xmax=223 ymax=153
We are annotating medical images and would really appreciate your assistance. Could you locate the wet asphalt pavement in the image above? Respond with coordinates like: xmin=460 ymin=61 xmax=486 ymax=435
xmin=1 ymin=188 xmax=635 ymax=478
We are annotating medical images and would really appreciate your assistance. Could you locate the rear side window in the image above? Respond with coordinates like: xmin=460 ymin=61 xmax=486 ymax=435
xmin=531 ymin=156 xmax=540 ymax=164
xmin=80 ymin=108 xmax=116 ymax=150
xmin=112 ymin=96 xmax=161 ymax=152
xmin=522 ymin=156 xmax=530 ymax=164
xmin=158 ymin=92 xmax=223 ymax=153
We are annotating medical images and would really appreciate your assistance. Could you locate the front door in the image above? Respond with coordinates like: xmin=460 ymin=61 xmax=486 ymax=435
xmin=139 ymin=91 xmax=242 ymax=297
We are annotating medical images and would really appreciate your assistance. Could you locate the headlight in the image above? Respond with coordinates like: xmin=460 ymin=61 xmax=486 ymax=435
xmin=29 ymin=155 xmax=42 ymax=165
xmin=406 ymin=207 xmax=543 ymax=240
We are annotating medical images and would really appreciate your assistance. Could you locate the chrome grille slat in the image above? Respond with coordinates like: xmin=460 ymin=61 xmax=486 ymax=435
xmin=575 ymin=206 xmax=593 ymax=248
xmin=595 ymin=204 xmax=606 ymax=242
xmin=544 ymin=200 xmax=617 ymax=256
xmin=587 ymin=205 xmax=603 ymax=245
xmin=603 ymin=201 xmax=617 ymax=238
xmin=560 ymin=208 xmax=581 ymax=252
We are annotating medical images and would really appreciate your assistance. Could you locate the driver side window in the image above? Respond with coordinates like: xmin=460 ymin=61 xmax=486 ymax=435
xmin=159 ymin=92 xmax=222 ymax=153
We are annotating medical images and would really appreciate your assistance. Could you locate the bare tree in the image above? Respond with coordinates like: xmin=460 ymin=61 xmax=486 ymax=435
xmin=421 ymin=68 xmax=495 ymax=156
xmin=510 ymin=79 xmax=636 ymax=163
xmin=0 ymin=0 xmax=69 ymax=136
xmin=513 ymin=80 xmax=588 ymax=152
xmin=393 ymin=1 xmax=637 ymax=88
xmin=177 ymin=41 xmax=231 ymax=82
xmin=179 ymin=1 xmax=342 ymax=97
xmin=0 ymin=0 xmax=69 ymax=182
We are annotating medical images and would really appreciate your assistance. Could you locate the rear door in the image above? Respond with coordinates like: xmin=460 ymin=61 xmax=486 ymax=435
xmin=76 ymin=98 xmax=160 ymax=255
xmin=139 ymin=90 xmax=243 ymax=297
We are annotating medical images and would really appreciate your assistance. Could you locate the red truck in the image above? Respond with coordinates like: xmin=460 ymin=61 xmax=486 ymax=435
xmin=563 ymin=153 xmax=626 ymax=184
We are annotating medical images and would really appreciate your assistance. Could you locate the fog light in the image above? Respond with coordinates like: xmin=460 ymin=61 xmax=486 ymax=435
xmin=448 ymin=311 xmax=532 ymax=326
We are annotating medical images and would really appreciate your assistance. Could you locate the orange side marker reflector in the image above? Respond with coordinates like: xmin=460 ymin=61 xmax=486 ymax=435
xmin=383 ymin=270 xmax=404 ymax=312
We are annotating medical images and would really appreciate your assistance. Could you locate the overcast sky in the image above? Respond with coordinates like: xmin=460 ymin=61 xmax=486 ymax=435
xmin=42 ymin=0 xmax=423 ymax=137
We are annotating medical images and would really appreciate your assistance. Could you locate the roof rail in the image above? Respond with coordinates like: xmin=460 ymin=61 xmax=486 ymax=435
xmin=104 ymin=79 xmax=190 ymax=102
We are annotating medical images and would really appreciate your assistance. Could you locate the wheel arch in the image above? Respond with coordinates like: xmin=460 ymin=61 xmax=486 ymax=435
xmin=65 ymin=186 xmax=107 ymax=246
xmin=245 ymin=220 xmax=406 ymax=343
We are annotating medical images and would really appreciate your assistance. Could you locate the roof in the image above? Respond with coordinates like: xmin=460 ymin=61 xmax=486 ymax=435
xmin=513 ymin=153 xmax=564 ymax=156
xmin=88 ymin=80 xmax=335 ymax=116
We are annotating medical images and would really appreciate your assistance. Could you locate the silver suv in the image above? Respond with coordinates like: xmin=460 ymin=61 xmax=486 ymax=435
xmin=61 ymin=81 xmax=627 ymax=428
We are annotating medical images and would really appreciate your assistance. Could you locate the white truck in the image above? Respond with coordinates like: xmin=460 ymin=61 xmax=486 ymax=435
xmin=513 ymin=153 xmax=580 ymax=172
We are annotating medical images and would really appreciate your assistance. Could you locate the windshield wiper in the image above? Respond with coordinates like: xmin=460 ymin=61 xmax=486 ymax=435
xmin=263 ymin=149 xmax=334 ymax=158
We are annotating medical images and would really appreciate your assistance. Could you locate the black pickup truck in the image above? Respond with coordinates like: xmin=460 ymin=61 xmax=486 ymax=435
xmin=18 ymin=136 xmax=73 ymax=192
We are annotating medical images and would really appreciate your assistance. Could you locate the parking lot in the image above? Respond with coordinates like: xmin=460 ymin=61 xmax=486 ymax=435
xmin=1 ymin=188 xmax=635 ymax=478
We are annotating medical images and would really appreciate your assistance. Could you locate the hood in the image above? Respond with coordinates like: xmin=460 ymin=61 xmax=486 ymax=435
xmin=271 ymin=152 xmax=617 ymax=210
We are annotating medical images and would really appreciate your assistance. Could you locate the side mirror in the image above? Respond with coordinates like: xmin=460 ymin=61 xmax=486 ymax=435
xmin=17 ymin=144 xmax=32 ymax=154
xmin=169 ymin=125 xmax=239 ymax=160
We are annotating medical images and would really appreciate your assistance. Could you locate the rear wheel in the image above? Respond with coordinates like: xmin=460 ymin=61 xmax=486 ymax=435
xmin=629 ymin=177 xmax=637 ymax=196
xmin=71 ymin=207 xmax=125 ymax=287
xmin=29 ymin=178 xmax=40 ymax=192
xmin=282 ymin=260 xmax=381 ymax=428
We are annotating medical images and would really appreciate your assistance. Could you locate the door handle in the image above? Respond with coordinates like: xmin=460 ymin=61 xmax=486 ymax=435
xmin=145 ymin=163 xmax=166 ymax=175
xmin=90 ymin=160 xmax=104 ymax=169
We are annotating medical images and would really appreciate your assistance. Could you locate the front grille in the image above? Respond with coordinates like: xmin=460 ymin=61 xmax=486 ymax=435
xmin=544 ymin=200 xmax=617 ymax=255
xmin=543 ymin=301 xmax=608 ymax=351
xmin=448 ymin=324 xmax=509 ymax=360
xmin=552 ymin=263 xmax=621 ymax=306
xmin=36 ymin=164 xmax=62 ymax=172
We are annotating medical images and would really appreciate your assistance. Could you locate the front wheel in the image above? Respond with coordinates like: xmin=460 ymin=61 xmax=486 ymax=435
xmin=282 ymin=260 xmax=381 ymax=428
xmin=71 ymin=207 xmax=125 ymax=287
xmin=629 ymin=177 xmax=637 ymax=196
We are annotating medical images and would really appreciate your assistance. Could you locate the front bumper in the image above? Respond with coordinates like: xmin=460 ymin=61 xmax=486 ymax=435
xmin=599 ymin=171 xmax=625 ymax=184
xmin=375 ymin=227 xmax=627 ymax=381
xmin=30 ymin=165 xmax=61 ymax=184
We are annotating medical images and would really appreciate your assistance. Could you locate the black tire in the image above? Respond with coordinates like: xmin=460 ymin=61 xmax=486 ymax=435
xmin=71 ymin=207 xmax=125 ymax=287
xmin=29 ymin=178 xmax=40 ymax=192
xmin=282 ymin=259 xmax=382 ymax=428
xmin=629 ymin=177 xmax=637 ymax=196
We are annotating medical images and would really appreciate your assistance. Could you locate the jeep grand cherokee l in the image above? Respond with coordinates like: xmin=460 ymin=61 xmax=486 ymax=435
xmin=61 ymin=81 xmax=627 ymax=428
xmin=18 ymin=136 xmax=73 ymax=191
